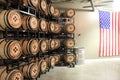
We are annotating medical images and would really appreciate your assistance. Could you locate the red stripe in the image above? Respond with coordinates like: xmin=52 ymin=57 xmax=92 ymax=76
xmin=99 ymin=28 xmax=101 ymax=56
xmin=112 ymin=12 xmax=114 ymax=56
xmin=118 ymin=12 xmax=120 ymax=55
xmin=109 ymin=28 xmax=110 ymax=56
xmin=114 ymin=12 xmax=117 ymax=56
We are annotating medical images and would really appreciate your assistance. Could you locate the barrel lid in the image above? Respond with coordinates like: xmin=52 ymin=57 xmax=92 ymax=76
xmin=50 ymin=5 xmax=54 ymax=15
xmin=6 ymin=70 xmax=23 ymax=80
xmin=31 ymin=0 xmax=39 ymax=8
xmin=54 ymin=8 xmax=60 ymax=17
xmin=50 ymin=39 xmax=55 ymax=50
xmin=66 ymin=24 xmax=75 ymax=33
xmin=50 ymin=22 xmax=55 ymax=32
xmin=54 ymin=23 xmax=61 ymax=33
xmin=54 ymin=39 xmax=60 ymax=49
xmin=40 ymin=19 xmax=47 ymax=32
xmin=29 ymin=40 xmax=39 ymax=55
xmin=40 ymin=60 xmax=47 ymax=73
xmin=40 ymin=40 xmax=47 ymax=53
xmin=66 ymin=54 xmax=75 ymax=63
xmin=65 ymin=39 xmax=75 ymax=48
xmin=30 ymin=64 xmax=39 ymax=78
xmin=29 ymin=16 xmax=38 ymax=31
xmin=49 ymin=56 xmax=55 ymax=67
xmin=41 ymin=0 xmax=47 ymax=11
xmin=8 ymin=10 xmax=22 ymax=29
xmin=54 ymin=54 xmax=60 ymax=64
xmin=8 ymin=40 xmax=21 ymax=59
xmin=66 ymin=9 xmax=75 ymax=17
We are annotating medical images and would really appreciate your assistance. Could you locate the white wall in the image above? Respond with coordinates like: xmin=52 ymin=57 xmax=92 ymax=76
xmin=74 ymin=10 xmax=100 ymax=59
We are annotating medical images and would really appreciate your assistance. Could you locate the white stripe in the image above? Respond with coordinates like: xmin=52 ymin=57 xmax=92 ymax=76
xmin=100 ymin=29 xmax=104 ymax=56
xmin=113 ymin=12 xmax=116 ymax=56
xmin=106 ymin=29 xmax=109 ymax=56
xmin=116 ymin=12 xmax=119 ymax=55
xmin=104 ymin=29 xmax=107 ymax=56
xmin=110 ymin=13 xmax=113 ymax=56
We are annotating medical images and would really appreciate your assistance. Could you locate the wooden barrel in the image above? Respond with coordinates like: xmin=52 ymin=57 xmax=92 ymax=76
xmin=21 ymin=0 xmax=39 ymax=9
xmin=0 ymin=10 xmax=22 ymax=30
xmin=53 ymin=54 xmax=61 ymax=64
xmin=49 ymin=56 xmax=56 ymax=68
xmin=63 ymin=39 xmax=75 ymax=48
xmin=21 ymin=63 xmax=39 ymax=78
xmin=48 ymin=22 xmax=61 ymax=33
xmin=61 ymin=9 xmax=75 ymax=18
xmin=47 ymin=4 xmax=55 ymax=16
xmin=53 ymin=8 xmax=60 ymax=17
xmin=38 ymin=59 xmax=47 ymax=74
xmin=48 ymin=39 xmax=55 ymax=50
xmin=39 ymin=19 xmax=48 ymax=32
xmin=0 ymin=67 xmax=23 ymax=80
xmin=45 ymin=56 xmax=55 ymax=68
xmin=64 ymin=24 xmax=75 ymax=33
xmin=39 ymin=39 xmax=48 ymax=53
xmin=0 ymin=39 xmax=22 ymax=59
xmin=64 ymin=53 xmax=75 ymax=63
xmin=39 ymin=0 xmax=47 ymax=14
xmin=22 ymin=39 xmax=39 ymax=55
xmin=54 ymin=39 xmax=61 ymax=49
xmin=22 ymin=16 xmax=38 ymax=31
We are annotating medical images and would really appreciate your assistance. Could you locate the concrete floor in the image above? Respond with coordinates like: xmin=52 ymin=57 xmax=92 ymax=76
xmin=38 ymin=58 xmax=120 ymax=80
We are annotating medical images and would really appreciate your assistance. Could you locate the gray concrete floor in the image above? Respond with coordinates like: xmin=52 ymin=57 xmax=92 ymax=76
xmin=38 ymin=58 xmax=120 ymax=80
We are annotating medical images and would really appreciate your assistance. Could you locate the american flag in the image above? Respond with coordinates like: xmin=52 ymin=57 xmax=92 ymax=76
xmin=99 ymin=10 xmax=120 ymax=57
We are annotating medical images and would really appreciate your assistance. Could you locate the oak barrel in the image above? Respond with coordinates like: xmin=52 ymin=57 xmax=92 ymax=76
xmin=61 ymin=9 xmax=75 ymax=18
xmin=64 ymin=24 xmax=75 ymax=33
xmin=54 ymin=39 xmax=61 ymax=49
xmin=63 ymin=39 xmax=75 ymax=48
xmin=38 ymin=59 xmax=47 ymax=74
xmin=64 ymin=53 xmax=75 ymax=63
xmin=21 ymin=63 xmax=39 ymax=78
xmin=53 ymin=8 xmax=60 ymax=17
xmin=0 ymin=39 xmax=22 ymax=59
xmin=39 ymin=39 xmax=48 ymax=53
xmin=0 ymin=67 xmax=23 ymax=80
xmin=48 ymin=22 xmax=61 ymax=33
xmin=45 ymin=56 xmax=55 ymax=68
xmin=0 ymin=10 xmax=22 ymax=30
xmin=48 ymin=39 xmax=56 ymax=50
xmin=53 ymin=54 xmax=61 ymax=64
xmin=21 ymin=0 xmax=39 ymax=9
xmin=39 ymin=19 xmax=48 ymax=32
xmin=39 ymin=0 xmax=47 ymax=14
xmin=22 ymin=16 xmax=38 ymax=31
xmin=47 ymin=4 xmax=55 ymax=16
xmin=22 ymin=39 xmax=39 ymax=55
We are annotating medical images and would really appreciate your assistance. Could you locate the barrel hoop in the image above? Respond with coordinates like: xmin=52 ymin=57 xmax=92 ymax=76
xmin=4 ymin=10 xmax=10 ymax=29
xmin=5 ymin=10 xmax=13 ymax=29
xmin=5 ymin=41 xmax=13 ymax=59
xmin=4 ymin=41 xmax=9 ymax=59
xmin=0 ymin=39 xmax=5 ymax=58
xmin=29 ymin=0 xmax=35 ymax=8
xmin=27 ymin=16 xmax=31 ymax=30
xmin=0 ymin=24 xmax=5 ymax=30
xmin=28 ymin=63 xmax=34 ymax=78
xmin=0 ymin=68 xmax=6 ymax=79
xmin=27 ymin=40 xmax=31 ymax=54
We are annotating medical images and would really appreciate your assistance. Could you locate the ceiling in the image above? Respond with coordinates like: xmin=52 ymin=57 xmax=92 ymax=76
xmin=52 ymin=0 xmax=120 ymax=11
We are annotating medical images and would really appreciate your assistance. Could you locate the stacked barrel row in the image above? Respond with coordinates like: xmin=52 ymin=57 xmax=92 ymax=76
xmin=0 ymin=0 xmax=76 ymax=80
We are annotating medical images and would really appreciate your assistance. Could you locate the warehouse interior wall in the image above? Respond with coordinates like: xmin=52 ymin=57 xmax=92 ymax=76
xmin=74 ymin=10 xmax=100 ymax=59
